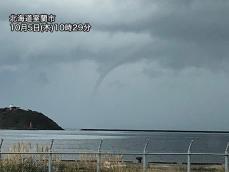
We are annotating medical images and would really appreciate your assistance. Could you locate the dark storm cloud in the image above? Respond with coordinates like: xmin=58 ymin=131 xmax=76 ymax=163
xmin=93 ymin=0 xmax=229 ymax=71
xmin=0 ymin=0 xmax=228 ymax=91
xmin=1 ymin=0 xmax=229 ymax=72
xmin=1 ymin=0 xmax=229 ymax=129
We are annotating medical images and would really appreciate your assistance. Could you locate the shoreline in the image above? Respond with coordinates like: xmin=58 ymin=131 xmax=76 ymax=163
xmin=81 ymin=128 xmax=229 ymax=133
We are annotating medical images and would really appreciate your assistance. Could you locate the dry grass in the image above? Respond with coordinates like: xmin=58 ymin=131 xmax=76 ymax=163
xmin=0 ymin=142 xmax=225 ymax=172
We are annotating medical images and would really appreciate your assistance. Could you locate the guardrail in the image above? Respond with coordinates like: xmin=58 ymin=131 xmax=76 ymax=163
xmin=0 ymin=138 xmax=228 ymax=172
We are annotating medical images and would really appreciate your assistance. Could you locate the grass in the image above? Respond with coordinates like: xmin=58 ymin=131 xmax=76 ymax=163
xmin=0 ymin=142 xmax=225 ymax=172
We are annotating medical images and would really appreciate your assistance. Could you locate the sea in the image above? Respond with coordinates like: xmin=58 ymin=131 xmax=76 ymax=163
xmin=0 ymin=129 xmax=229 ymax=164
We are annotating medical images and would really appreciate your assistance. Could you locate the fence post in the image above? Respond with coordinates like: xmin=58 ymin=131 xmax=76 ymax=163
xmin=97 ymin=139 xmax=103 ymax=172
xmin=143 ymin=138 xmax=150 ymax=172
xmin=225 ymin=142 xmax=229 ymax=172
xmin=187 ymin=140 xmax=194 ymax=172
xmin=48 ymin=139 xmax=54 ymax=172
xmin=0 ymin=139 xmax=3 ymax=160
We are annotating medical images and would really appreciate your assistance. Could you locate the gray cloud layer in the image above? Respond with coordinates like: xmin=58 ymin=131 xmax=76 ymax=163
xmin=0 ymin=0 xmax=229 ymax=130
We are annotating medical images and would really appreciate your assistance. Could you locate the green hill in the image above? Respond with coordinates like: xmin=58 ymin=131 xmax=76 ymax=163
xmin=0 ymin=107 xmax=63 ymax=130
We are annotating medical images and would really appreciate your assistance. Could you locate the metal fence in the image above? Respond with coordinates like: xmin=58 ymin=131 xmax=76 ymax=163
xmin=0 ymin=138 xmax=229 ymax=172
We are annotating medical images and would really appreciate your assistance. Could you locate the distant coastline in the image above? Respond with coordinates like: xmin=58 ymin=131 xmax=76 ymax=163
xmin=81 ymin=128 xmax=229 ymax=133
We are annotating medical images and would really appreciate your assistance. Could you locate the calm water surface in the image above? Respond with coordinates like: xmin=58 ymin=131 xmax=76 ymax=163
xmin=0 ymin=130 xmax=229 ymax=163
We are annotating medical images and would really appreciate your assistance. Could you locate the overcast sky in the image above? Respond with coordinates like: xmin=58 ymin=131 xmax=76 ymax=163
xmin=0 ymin=0 xmax=229 ymax=130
